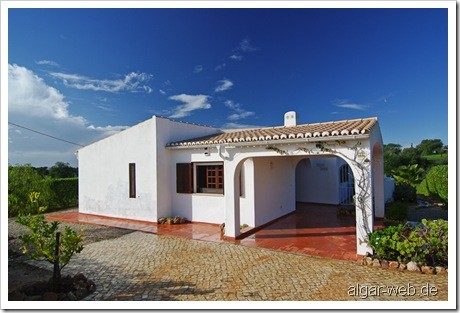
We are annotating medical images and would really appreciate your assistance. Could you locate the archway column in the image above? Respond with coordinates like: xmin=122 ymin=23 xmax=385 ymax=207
xmin=352 ymin=161 xmax=374 ymax=256
xmin=223 ymin=160 xmax=241 ymax=238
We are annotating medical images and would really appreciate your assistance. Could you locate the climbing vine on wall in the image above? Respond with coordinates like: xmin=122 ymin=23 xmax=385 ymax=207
xmin=266 ymin=146 xmax=288 ymax=155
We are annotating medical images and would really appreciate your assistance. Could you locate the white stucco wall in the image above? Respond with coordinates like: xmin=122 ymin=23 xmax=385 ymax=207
xmin=78 ymin=119 xmax=157 ymax=221
xmin=295 ymin=157 xmax=343 ymax=205
xmin=253 ymin=156 xmax=296 ymax=227
xmin=239 ymin=159 xmax=256 ymax=227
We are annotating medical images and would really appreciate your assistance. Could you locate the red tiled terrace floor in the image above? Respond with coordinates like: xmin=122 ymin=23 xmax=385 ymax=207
xmin=47 ymin=203 xmax=383 ymax=262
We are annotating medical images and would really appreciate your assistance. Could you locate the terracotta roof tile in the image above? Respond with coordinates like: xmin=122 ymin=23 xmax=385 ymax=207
xmin=167 ymin=117 xmax=377 ymax=147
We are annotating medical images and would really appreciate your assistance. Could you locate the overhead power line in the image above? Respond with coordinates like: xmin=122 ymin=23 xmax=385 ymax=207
xmin=8 ymin=122 xmax=85 ymax=147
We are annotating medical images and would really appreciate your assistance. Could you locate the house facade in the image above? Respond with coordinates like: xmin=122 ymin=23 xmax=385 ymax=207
xmin=78 ymin=112 xmax=387 ymax=255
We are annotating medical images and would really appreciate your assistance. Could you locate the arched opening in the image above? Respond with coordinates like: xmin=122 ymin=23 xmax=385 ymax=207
xmin=295 ymin=156 xmax=355 ymax=207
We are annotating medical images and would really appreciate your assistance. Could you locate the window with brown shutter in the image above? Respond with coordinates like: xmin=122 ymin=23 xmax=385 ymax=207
xmin=196 ymin=163 xmax=224 ymax=194
xmin=129 ymin=163 xmax=136 ymax=198
xmin=176 ymin=163 xmax=193 ymax=193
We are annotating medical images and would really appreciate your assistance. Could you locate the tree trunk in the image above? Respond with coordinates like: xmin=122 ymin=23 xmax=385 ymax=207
xmin=52 ymin=232 xmax=61 ymax=292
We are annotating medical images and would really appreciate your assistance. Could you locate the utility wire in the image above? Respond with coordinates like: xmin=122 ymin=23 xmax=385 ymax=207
xmin=8 ymin=122 xmax=85 ymax=147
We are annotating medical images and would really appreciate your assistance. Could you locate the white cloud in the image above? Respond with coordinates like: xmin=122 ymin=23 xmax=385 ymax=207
xmin=215 ymin=63 xmax=226 ymax=71
xmin=8 ymin=64 xmax=127 ymax=166
xmin=168 ymin=94 xmax=211 ymax=119
xmin=333 ymin=99 xmax=367 ymax=111
xmin=224 ymin=99 xmax=239 ymax=110
xmin=49 ymin=71 xmax=153 ymax=94
xmin=224 ymin=99 xmax=255 ymax=121
xmin=229 ymin=54 xmax=243 ymax=61
xmin=336 ymin=103 xmax=367 ymax=110
xmin=215 ymin=79 xmax=233 ymax=92
xmin=97 ymin=105 xmax=113 ymax=112
xmin=193 ymin=65 xmax=203 ymax=73
xmin=221 ymin=122 xmax=261 ymax=129
xmin=36 ymin=60 xmax=59 ymax=67
xmin=228 ymin=111 xmax=255 ymax=121
xmin=238 ymin=38 xmax=257 ymax=52
xmin=159 ymin=89 xmax=167 ymax=95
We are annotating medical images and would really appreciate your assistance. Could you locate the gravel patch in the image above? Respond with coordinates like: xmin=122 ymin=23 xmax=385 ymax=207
xmin=8 ymin=210 xmax=134 ymax=257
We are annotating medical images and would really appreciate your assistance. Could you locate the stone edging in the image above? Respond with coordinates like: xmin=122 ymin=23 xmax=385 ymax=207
xmin=362 ymin=257 xmax=447 ymax=275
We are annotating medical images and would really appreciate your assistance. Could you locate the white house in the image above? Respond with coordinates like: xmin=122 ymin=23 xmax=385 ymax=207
xmin=77 ymin=112 xmax=386 ymax=255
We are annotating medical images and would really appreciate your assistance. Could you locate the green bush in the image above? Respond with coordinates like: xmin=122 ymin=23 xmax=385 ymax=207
xmin=17 ymin=192 xmax=84 ymax=292
xmin=369 ymin=224 xmax=405 ymax=261
xmin=8 ymin=165 xmax=53 ymax=217
xmin=369 ymin=219 xmax=448 ymax=266
xmin=385 ymin=201 xmax=409 ymax=221
xmin=419 ymin=165 xmax=448 ymax=203
xmin=46 ymin=178 xmax=78 ymax=209
xmin=393 ymin=183 xmax=416 ymax=203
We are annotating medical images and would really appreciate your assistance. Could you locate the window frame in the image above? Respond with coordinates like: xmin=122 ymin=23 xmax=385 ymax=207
xmin=193 ymin=162 xmax=224 ymax=195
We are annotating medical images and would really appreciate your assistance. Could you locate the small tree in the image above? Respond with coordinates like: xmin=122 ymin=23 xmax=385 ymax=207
xmin=17 ymin=192 xmax=84 ymax=292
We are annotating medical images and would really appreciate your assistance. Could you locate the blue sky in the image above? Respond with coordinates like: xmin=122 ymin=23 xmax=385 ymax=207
xmin=7 ymin=7 xmax=449 ymax=166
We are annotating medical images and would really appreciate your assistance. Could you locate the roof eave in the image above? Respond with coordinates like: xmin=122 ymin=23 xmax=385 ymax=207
xmin=166 ymin=133 xmax=370 ymax=149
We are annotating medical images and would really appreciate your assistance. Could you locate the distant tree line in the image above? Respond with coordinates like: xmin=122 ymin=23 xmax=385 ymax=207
xmin=384 ymin=139 xmax=446 ymax=176
xmin=32 ymin=162 xmax=78 ymax=179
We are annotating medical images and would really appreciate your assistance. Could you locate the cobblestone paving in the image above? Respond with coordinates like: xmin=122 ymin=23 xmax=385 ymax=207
xmin=28 ymin=231 xmax=448 ymax=301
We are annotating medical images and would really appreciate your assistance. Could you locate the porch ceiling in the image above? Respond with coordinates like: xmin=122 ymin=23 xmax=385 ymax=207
xmin=167 ymin=117 xmax=377 ymax=147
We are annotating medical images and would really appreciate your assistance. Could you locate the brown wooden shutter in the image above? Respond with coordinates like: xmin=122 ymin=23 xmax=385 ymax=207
xmin=129 ymin=163 xmax=136 ymax=198
xmin=176 ymin=163 xmax=193 ymax=193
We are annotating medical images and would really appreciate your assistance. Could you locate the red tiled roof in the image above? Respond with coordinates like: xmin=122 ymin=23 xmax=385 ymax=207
xmin=167 ymin=117 xmax=377 ymax=147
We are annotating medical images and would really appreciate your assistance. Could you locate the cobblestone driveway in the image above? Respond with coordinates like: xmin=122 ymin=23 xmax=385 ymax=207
xmin=30 ymin=231 xmax=447 ymax=301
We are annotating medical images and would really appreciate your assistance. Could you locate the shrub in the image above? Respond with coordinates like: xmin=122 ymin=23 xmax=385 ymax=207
xmin=419 ymin=165 xmax=448 ymax=203
xmin=8 ymin=165 xmax=53 ymax=217
xmin=16 ymin=192 xmax=84 ymax=292
xmin=385 ymin=201 xmax=409 ymax=221
xmin=46 ymin=178 xmax=78 ymax=209
xmin=369 ymin=219 xmax=448 ymax=266
xmin=393 ymin=183 xmax=416 ymax=203
xmin=369 ymin=224 xmax=405 ymax=261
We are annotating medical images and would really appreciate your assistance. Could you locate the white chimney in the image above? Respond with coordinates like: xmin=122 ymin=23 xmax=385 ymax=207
xmin=284 ymin=111 xmax=297 ymax=127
